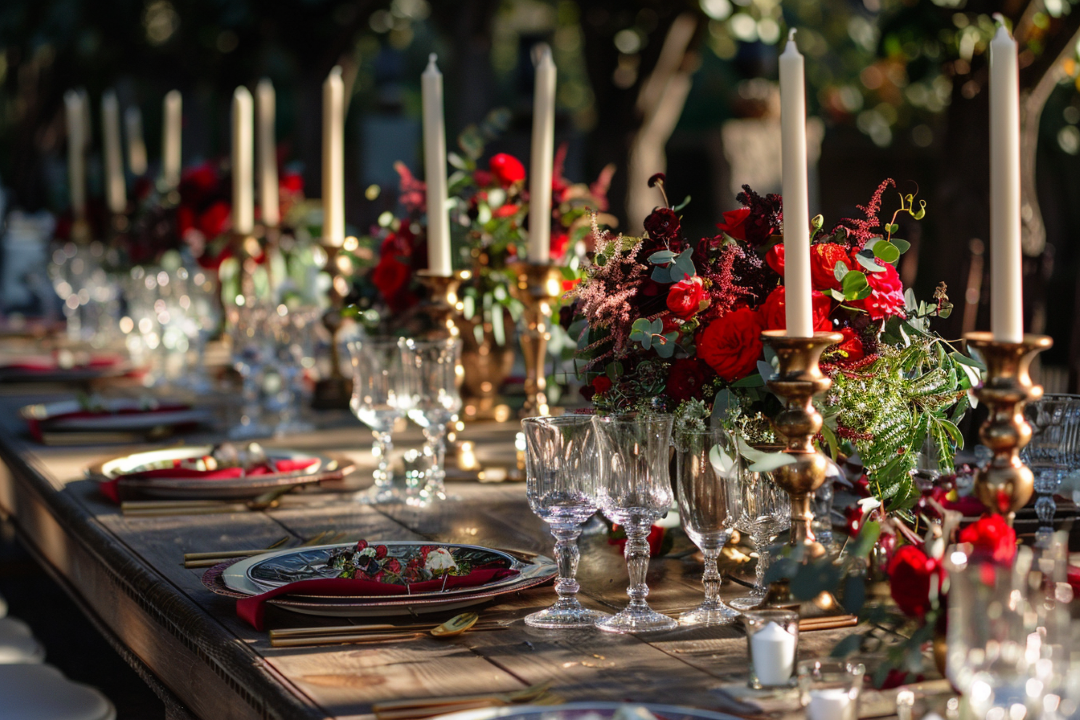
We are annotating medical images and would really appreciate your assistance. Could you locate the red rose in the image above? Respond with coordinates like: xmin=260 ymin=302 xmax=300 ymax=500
xmin=198 ymin=201 xmax=232 ymax=238
xmin=374 ymin=545 xmax=388 ymax=559
xmin=492 ymin=203 xmax=520 ymax=218
xmin=810 ymin=243 xmax=852 ymax=291
xmin=759 ymin=286 xmax=833 ymax=333
xmin=665 ymin=359 xmax=715 ymax=403
xmin=279 ymin=172 xmax=304 ymax=196
xmin=489 ymin=153 xmax=526 ymax=186
xmin=696 ymin=307 xmax=763 ymax=382
xmin=887 ymin=544 xmax=944 ymax=619
xmin=472 ymin=169 xmax=493 ymax=187
xmin=958 ymin=514 xmax=1017 ymax=565
xmin=666 ymin=275 xmax=710 ymax=320
xmin=550 ymin=233 xmax=570 ymax=259
xmin=372 ymin=255 xmax=410 ymax=302
xmin=644 ymin=207 xmax=680 ymax=241
xmin=356 ymin=540 xmax=369 ymax=551
xmin=765 ymin=243 xmax=784 ymax=276
xmin=592 ymin=376 xmax=613 ymax=396
xmin=851 ymin=263 xmax=907 ymax=321
xmin=832 ymin=327 xmax=865 ymax=362
xmin=716 ymin=207 xmax=751 ymax=241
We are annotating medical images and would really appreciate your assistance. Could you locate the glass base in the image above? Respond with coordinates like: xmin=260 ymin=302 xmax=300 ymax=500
xmin=228 ymin=421 xmax=273 ymax=440
xmin=595 ymin=606 xmax=678 ymax=634
xmin=729 ymin=594 xmax=765 ymax=610
xmin=274 ymin=420 xmax=316 ymax=437
xmin=525 ymin=603 xmax=611 ymax=629
xmin=354 ymin=485 xmax=402 ymax=505
xmin=679 ymin=601 xmax=740 ymax=626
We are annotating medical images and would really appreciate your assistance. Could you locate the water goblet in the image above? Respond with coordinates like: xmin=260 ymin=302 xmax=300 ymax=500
xmin=592 ymin=414 xmax=678 ymax=633
xmin=227 ymin=303 xmax=273 ymax=439
xmin=729 ymin=467 xmax=790 ymax=610
xmin=1021 ymin=394 xmax=1080 ymax=547
xmin=674 ymin=426 xmax=740 ymax=626
xmin=522 ymin=415 xmax=612 ymax=629
xmin=401 ymin=337 xmax=463 ymax=506
xmin=348 ymin=336 xmax=409 ymax=504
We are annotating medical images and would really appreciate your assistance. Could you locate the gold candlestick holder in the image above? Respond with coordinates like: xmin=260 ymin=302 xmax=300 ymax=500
xmin=312 ymin=240 xmax=353 ymax=409
xmin=759 ymin=329 xmax=846 ymax=616
xmin=963 ymin=331 xmax=1052 ymax=523
xmin=508 ymin=262 xmax=564 ymax=418
xmin=415 ymin=270 xmax=471 ymax=339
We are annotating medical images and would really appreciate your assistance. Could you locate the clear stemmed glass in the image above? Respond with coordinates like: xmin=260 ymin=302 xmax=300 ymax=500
xmin=266 ymin=305 xmax=316 ymax=437
xmin=348 ymin=336 xmax=409 ymax=504
xmin=401 ymin=337 xmax=463 ymax=506
xmin=729 ymin=467 xmax=790 ymax=610
xmin=227 ymin=304 xmax=273 ymax=439
xmin=522 ymin=415 xmax=612 ymax=629
xmin=592 ymin=414 xmax=678 ymax=633
xmin=1021 ymin=394 xmax=1080 ymax=547
xmin=674 ymin=426 xmax=740 ymax=626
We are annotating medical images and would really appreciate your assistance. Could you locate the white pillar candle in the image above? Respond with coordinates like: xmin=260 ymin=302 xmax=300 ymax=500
xmin=750 ymin=622 xmax=796 ymax=686
xmin=322 ymin=66 xmax=345 ymax=246
xmin=256 ymin=79 xmax=280 ymax=228
xmin=231 ymin=86 xmax=254 ymax=236
xmin=778 ymin=30 xmax=813 ymax=337
xmin=162 ymin=90 xmax=182 ymax=190
xmin=101 ymin=90 xmax=127 ymax=215
xmin=989 ymin=20 xmax=1024 ymax=343
xmin=528 ymin=44 xmax=556 ymax=265
xmin=421 ymin=54 xmax=452 ymax=276
xmin=78 ymin=88 xmax=92 ymax=151
xmin=64 ymin=90 xmax=87 ymax=221
xmin=124 ymin=106 xmax=148 ymax=177
xmin=807 ymin=688 xmax=854 ymax=720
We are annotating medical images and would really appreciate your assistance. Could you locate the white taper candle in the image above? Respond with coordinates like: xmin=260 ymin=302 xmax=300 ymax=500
xmin=101 ymin=90 xmax=127 ymax=215
xmin=778 ymin=30 xmax=813 ymax=337
xmin=322 ymin=66 xmax=345 ymax=246
xmin=124 ymin=106 xmax=147 ymax=177
xmin=421 ymin=54 xmax=452 ymax=276
xmin=231 ymin=86 xmax=254 ymax=235
xmin=64 ymin=90 xmax=87 ymax=221
xmin=256 ymin=79 xmax=279 ymax=228
xmin=528 ymin=44 xmax=556 ymax=265
xmin=162 ymin=90 xmax=182 ymax=190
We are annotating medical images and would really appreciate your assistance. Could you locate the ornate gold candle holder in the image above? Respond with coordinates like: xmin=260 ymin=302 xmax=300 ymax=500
xmin=508 ymin=262 xmax=564 ymax=417
xmin=415 ymin=270 xmax=471 ymax=339
xmin=312 ymin=239 xmax=353 ymax=409
xmin=759 ymin=329 xmax=845 ymax=615
xmin=963 ymin=331 xmax=1052 ymax=523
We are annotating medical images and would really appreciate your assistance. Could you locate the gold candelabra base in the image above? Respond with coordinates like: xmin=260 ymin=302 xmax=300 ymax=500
xmin=963 ymin=331 xmax=1052 ymax=524
xmin=415 ymin=270 xmax=471 ymax=339
xmin=312 ymin=238 xmax=352 ymax=410
xmin=759 ymin=329 xmax=846 ymax=616
xmin=508 ymin=262 xmax=564 ymax=418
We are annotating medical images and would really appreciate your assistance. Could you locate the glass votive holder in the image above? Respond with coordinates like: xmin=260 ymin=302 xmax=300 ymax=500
xmin=797 ymin=659 xmax=865 ymax=720
xmin=895 ymin=688 xmax=961 ymax=720
xmin=744 ymin=609 xmax=799 ymax=689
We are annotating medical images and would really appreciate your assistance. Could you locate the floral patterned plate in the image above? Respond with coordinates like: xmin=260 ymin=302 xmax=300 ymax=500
xmin=433 ymin=703 xmax=742 ymax=720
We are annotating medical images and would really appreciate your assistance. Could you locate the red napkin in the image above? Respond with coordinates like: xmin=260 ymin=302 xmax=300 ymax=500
xmin=99 ymin=458 xmax=317 ymax=503
xmin=26 ymin=403 xmax=192 ymax=442
xmin=237 ymin=566 xmax=520 ymax=630
xmin=2 ymin=354 xmax=121 ymax=372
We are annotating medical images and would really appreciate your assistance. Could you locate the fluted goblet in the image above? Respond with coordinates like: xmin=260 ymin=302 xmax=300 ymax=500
xmin=401 ymin=337 xmax=463 ymax=506
xmin=593 ymin=414 xmax=678 ymax=633
xmin=729 ymin=467 xmax=790 ymax=610
xmin=348 ymin=336 xmax=409 ymax=504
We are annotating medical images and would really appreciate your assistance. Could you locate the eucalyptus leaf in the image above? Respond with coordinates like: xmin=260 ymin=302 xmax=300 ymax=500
xmin=757 ymin=360 xmax=775 ymax=381
xmin=651 ymin=265 xmax=672 ymax=282
xmin=891 ymin=238 xmax=911 ymax=253
xmin=648 ymin=250 xmax=677 ymax=264
xmin=730 ymin=373 xmax=765 ymax=388
xmin=873 ymin=241 xmax=900 ymax=264
xmin=833 ymin=260 xmax=850 ymax=283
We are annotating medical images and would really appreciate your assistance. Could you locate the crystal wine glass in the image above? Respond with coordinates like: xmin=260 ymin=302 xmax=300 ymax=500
xmin=522 ymin=415 xmax=612 ymax=628
xmin=227 ymin=303 xmax=273 ymax=439
xmin=1021 ymin=394 xmax=1080 ymax=547
xmin=674 ymin=426 xmax=740 ymax=626
xmin=401 ymin=337 xmax=463 ymax=506
xmin=592 ymin=413 xmax=678 ymax=633
xmin=729 ymin=467 xmax=790 ymax=610
xmin=348 ymin=336 xmax=409 ymax=504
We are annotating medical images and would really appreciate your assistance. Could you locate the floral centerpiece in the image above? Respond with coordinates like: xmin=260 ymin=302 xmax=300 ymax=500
xmin=568 ymin=175 xmax=980 ymax=511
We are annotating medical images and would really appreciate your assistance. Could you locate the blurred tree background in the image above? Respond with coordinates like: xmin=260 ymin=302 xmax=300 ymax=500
xmin=1 ymin=0 xmax=1079 ymax=382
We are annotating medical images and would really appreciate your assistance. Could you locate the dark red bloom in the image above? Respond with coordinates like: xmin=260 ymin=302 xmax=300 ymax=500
xmin=696 ymin=307 xmax=763 ymax=382
xmin=647 ymin=173 xmax=666 ymax=188
xmin=372 ymin=255 xmax=411 ymax=304
xmin=765 ymin=243 xmax=784 ymax=276
xmin=644 ymin=207 xmax=680 ymax=241
xmin=716 ymin=208 xmax=752 ymax=241
xmin=280 ymin=172 xmax=304 ymax=196
xmin=384 ymin=558 xmax=401 ymax=573
xmin=831 ymin=327 xmax=865 ymax=363
xmin=374 ymin=545 xmax=388 ymax=559
xmin=958 ymin=514 xmax=1017 ymax=565
xmin=592 ymin=376 xmax=613 ymax=396
xmin=851 ymin=262 xmax=906 ymax=321
xmin=610 ymin=524 xmax=667 ymax=556
xmin=759 ymin=286 xmax=833 ymax=333
xmin=550 ymin=233 xmax=570 ymax=259
xmin=810 ymin=243 xmax=851 ymax=292
xmin=489 ymin=153 xmax=526 ymax=186
xmin=887 ymin=544 xmax=944 ymax=619
xmin=473 ymin=169 xmax=494 ymax=188
xmin=356 ymin=539 xmax=369 ymax=551
xmin=734 ymin=185 xmax=783 ymax=246
xmin=197 ymin=201 xmax=232 ymax=238
xmin=665 ymin=359 xmax=715 ymax=403
xmin=666 ymin=275 xmax=709 ymax=319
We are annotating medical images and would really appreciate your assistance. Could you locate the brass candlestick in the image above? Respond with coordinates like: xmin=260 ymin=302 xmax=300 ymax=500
xmin=760 ymin=329 xmax=845 ymax=615
xmin=312 ymin=240 xmax=353 ymax=409
xmin=415 ymin=270 xmax=471 ymax=339
xmin=963 ymin=331 xmax=1052 ymax=523
xmin=508 ymin=262 xmax=564 ymax=417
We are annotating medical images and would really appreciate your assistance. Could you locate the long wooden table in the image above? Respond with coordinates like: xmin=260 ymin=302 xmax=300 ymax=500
xmin=0 ymin=388 xmax=908 ymax=720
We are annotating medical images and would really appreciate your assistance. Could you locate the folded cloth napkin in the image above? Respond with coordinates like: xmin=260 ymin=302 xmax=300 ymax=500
xmin=237 ymin=566 xmax=520 ymax=630
xmin=99 ymin=458 xmax=317 ymax=503
xmin=26 ymin=403 xmax=193 ymax=443
xmin=1 ymin=354 xmax=121 ymax=372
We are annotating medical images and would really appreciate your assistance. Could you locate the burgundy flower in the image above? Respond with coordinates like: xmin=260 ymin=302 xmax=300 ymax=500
xmin=473 ymin=169 xmax=494 ymax=188
xmin=716 ymin=208 xmax=751 ymax=241
xmin=734 ymin=185 xmax=783 ymax=246
xmin=666 ymin=276 xmax=709 ymax=320
xmin=489 ymin=153 xmax=526 ymax=186
xmin=696 ymin=307 xmax=763 ymax=382
xmin=592 ymin=376 xmax=613 ymax=396
xmin=644 ymin=207 xmax=680 ymax=242
xmin=372 ymin=255 xmax=411 ymax=304
xmin=887 ymin=544 xmax=944 ymax=619
xmin=665 ymin=359 xmax=715 ymax=403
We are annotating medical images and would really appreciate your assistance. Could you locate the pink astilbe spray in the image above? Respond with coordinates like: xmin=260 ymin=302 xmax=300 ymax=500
xmin=831 ymin=178 xmax=894 ymax=249
xmin=700 ymin=243 xmax=755 ymax=322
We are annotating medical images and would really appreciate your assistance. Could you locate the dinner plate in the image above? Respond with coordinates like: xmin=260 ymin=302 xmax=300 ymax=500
xmin=204 ymin=548 xmax=557 ymax=618
xmin=0 ymin=352 xmax=130 ymax=382
xmin=21 ymin=398 xmax=212 ymax=437
xmin=431 ymin=703 xmax=743 ymax=720
xmin=87 ymin=445 xmax=353 ymax=500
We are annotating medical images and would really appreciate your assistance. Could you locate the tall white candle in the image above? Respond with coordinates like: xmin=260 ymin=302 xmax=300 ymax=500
xmin=162 ymin=90 xmax=182 ymax=190
xmin=750 ymin=622 xmax=796 ymax=686
xmin=528 ymin=44 xmax=556 ymax=265
xmin=778 ymin=30 xmax=813 ymax=337
xmin=989 ymin=20 xmax=1024 ymax=343
xmin=64 ymin=90 xmax=87 ymax=221
xmin=256 ymin=79 xmax=280 ymax=228
xmin=322 ymin=66 xmax=345 ymax=246
xmin=231 ymin=86 xmax=254 ymax=236
xmin=78 ymin=88 xmax=92 ymax=152
xmin=421 ymin=54 xmax=452 ymax=276
xmin=101 ymin=90 xmax=127 ymax=215
xmin=124 ymin=106 xmax=148 ymax=177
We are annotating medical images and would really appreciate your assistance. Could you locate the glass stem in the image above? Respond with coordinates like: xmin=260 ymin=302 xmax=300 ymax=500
xmin=752 ymin=532 xmax=770 ymax=596
xmin=372 ymin=431 xmax=394 ymax=491
xmin=701 ymin=547 xmax=722 ymax=609
xmin=424 ymin=425 xmax=447 ymax=498
xmin=624 ymin=521 xmax=653 ymax=611
xmin=551 ymin=526 xmax=583 ymax=609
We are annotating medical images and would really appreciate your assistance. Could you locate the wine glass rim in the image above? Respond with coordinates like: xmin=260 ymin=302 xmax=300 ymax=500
xmin=348 ymin=336 xmax=406 ymax=348
xmin=522 ymin=414 xmax=594 ymax=428
xmin=401 ymin=337 xmax=463 ymax=349
xmin=592 ymin=413 xmax=673 ymax=424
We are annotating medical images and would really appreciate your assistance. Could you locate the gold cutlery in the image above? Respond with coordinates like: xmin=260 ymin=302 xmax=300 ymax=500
xmin=182 ymin=531 xmax=348 ymax=568
xmin=269 ymin=613 xmax=509 ymax=648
